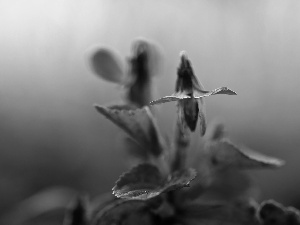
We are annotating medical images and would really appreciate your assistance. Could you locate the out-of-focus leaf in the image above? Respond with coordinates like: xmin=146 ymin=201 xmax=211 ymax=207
xmin=63 ymin=195 xmax=89 ymax=225
xmin=124 ymin=137 xmax=149 ymax=161
xmin=206 ymin=139 xmax=285 ymax=170
xmin=126 ymin=38 xmax=164 ymax=107
xmin=131 ymin=38 xmax=164 ymax=78
xmin=178 ymin=199 xmax=259 ymax=225
xmin=203 ymin=170 xmax=254 ymax=201
xmin=112 ymin=163 xmax=196 ymax=200
xmin=0 ymin=187 xmax=76 ymax=225
xmin=94 ymin=105 xmax=165 ymax=157
xmin=89 ymin=48 xmax=125 ymax=83
xmin=149 ymin=87 xmax=236 ymax=105
xmin=258 ymin=200 xmax=300 ymax=225
xmin=92 ymin=199 xmax=155 ymax=225
xmin=286 ymin=207 xmax=300 ymax=225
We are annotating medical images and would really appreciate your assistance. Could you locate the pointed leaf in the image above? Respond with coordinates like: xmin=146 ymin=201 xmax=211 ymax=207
xmin=207 ymin=140 xmax=285 ymax=170
xmin=92 ymin=199 xmax=155 ymax=225
xmin=94 ymin=105 xmax=165 ymax=157
xmin=113 ymin=164 xmax=196 ymax=200
xmin=149 ymin=87 xmax=236 ymax=105
xmin=89 ymin=48 xmax=125 ymax=83
xmin=149 ymin=93 xmax=190 ymax=105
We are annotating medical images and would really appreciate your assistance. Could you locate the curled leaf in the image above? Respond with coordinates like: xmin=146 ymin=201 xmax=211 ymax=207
xmin=94 ymin=105 xmax=165 ymax=157
xmin=206 ymin=139 xmax=285 ymax=170
xmin=112 ymin=163 xmax=196 ymax=200
xmin=113 ymin=164 xmax=163 ymax=199
xmin=89 ymin=48 xmax=125 ymax=83
xmin=258 ymin=200 xmax=300 ymax=225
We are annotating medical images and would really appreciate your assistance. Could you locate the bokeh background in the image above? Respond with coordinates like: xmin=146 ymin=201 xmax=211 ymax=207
xmin=1 ymin=0 xmax=300 ymax=222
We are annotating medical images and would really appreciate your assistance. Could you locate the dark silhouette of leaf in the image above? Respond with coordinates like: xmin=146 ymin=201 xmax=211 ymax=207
xmin=89 ymin=48 xmax=125 ymax=83
xmin=207 ymin=139 xmax=285 ymax=170
xmin=94 ymin=105 xmax=165 ymax=157
xmin=131 ymin=38 xmax=164 ymax=78
xmin=286 ymin=207 xmax=300 ymax=225
xmin=258 ymin=200 xmax=300 ymax=225
xmin=125 ymin=38 xmax=164 ymax=107
xmin=112 ymin=164 xmax=196 ymax=200
xmin=92 ymin=199 xmax=155 ymax=225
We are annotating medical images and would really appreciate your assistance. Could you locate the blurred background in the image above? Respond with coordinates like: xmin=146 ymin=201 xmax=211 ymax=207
xmin=1 ymin=0 xmax=300 ymax=223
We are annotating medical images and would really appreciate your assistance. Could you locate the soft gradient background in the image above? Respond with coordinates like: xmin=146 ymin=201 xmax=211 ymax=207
xmin=1 ymin=0 xmax=300 ymax=220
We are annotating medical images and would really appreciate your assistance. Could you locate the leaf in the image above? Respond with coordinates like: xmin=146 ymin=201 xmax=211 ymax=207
xmin=163 ymin=168 xmax=197 ymax=193
xmin=1 ymin=187 xmax=76 ymax=225
xmin=92 ymin=199 xmax=155 ymax=225
xmin=206 ymin=139 xmax=285 ymax=170
xmin=94 ymin=105 xmax=165 ymax=157
xmin=149 ymin=87 xmax=236 ymax=105
xmin=89 ymin=48 xmax=125 ymax=83
xmin=258 ymin=200 xmax=300 ymax=225
xmin=286 ymin=207 xmax=300 ymax=225
xmin=131 ymin=38 xmax=164 ymax=77
xmin=178 ymin=199 xmax=259 ymax=225
xmin=113 ymin=164 xmax=163 ymax=199
xmin=112 ymin=164 xmax=197 ymax=200
xmin=198 ymin=98 xmax=207 ymax=136
xmin=126 ymin=38 xmax=164 ymax=107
